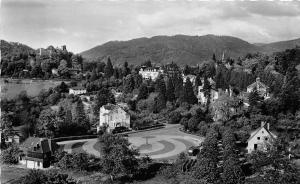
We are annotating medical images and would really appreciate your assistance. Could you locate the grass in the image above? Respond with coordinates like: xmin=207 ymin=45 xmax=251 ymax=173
xmin=1 ymin=165 xmax=29 ymax=184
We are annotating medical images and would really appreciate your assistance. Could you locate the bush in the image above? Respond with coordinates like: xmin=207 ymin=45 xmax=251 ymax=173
xmin=0 ymin=143 xmax=20 ymax=164
xmin=168 ymin=111 xmax=182 ymax=124
xmin=22 ymin=169 xmax=76 ymax=184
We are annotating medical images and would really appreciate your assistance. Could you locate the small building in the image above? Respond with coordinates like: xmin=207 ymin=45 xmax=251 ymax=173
xmin=20 ymin=137 xmax=57 ymax=169
xmin=51 ymin=68 xmax=59 ymax=76
xmin=97 ymin=103 xmax=130 ymax=133
xmin=247 ymin=122 xmax=277 ymax=153
xmin=69 ymin=86 xmax=86 ymax=95
xmin=247 ymin=77 xmax=270 ymax=99
xmin=182 ymin=74 xmax=196 ymax=86
xmin=139 ymin=66 xmax=163 ymax=81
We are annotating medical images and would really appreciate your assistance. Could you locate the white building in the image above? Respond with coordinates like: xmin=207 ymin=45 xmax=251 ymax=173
xmin=247 ymin=77 xmax=270 ymax=99
xmin=247 ymin=122 xmax=277 ymax=153
xmin=97 ymin=103 xmax=130 ymax=133
xmin=69 ymin=86 xmax=86 ymax=95
xmin=182 ymin=74 xmax=196 ymax=86
xmin=20 ymin=137 xmax=55 ymax=169
xmin=197 ymin=78 xmax=220 ymax=104
xmin=139 ymin=66 xmax=163 ymax=81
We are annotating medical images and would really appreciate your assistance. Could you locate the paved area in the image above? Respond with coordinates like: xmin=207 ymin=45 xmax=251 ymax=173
xmin=57 ymin=124 xmax=204 ymax=160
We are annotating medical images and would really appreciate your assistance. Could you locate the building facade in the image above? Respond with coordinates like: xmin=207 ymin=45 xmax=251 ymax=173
xmin=139 ymin=66 xmax=163 ymax=81
xmin=247 ymin=122 xmax=277 ymax=153
xmin=69 ymin=86 xmax=87 ymax=95
xmin=247 ymin=77 xmax=270 ymax=99
xmin=20 ymin=137 xmax=56 ymax=169
xmin=97 ymin=103 xmax=130 ymax=133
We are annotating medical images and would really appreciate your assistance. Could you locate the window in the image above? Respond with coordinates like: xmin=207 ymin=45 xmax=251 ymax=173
xmin=37 ymin=162 xmax=40 ymax=167
xmin=257 ymin=137 xmax=260 ymax=140
xmin=265 ymin=137 xmax=268 ymax=141
xmin=262 ymin=131 xmax=264 ymax=134
xmin=254 ymin=144 xmax=258 ymax=150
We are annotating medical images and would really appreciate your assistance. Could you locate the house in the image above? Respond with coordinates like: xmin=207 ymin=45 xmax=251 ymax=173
xmin=197 ymin=78 xmax=220 ymax=104
xmin=139 ymin=66 xmax=163 ymax=81
xmin=247 ymin=122 xmax=277 ymax=153
xmin=247 ymin=77 xmax=270 ymax=99
xmin=69 ymin=86 xmax=86 ymax=95
xmin=97 ymin=103 xmax=130 ymax=133
xmin=51 ymin=68 xmax=59 ymax=76
xmin=182 ymin=74 xmax=196 ymax=86
xmin=19 ymin=137 xmax=57 ymax=169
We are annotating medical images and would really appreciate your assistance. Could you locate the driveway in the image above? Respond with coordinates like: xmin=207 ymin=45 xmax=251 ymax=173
xmin=57 ymin=124 xmax=204 ymax=160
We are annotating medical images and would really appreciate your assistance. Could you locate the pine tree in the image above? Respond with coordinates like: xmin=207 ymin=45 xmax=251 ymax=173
xmin=104 ymin=57 xmax=114 ymax=78
xmin=137 ymin=83 xmax=148 ymax=100
xmin=182 ymin=78 xmax=198 ymax=104
xmin=174 ymin=76 xmax=183 ymax=99
xmin=73 ymin=99 xmax=89 ymax=134
xmin=155 ymin=75 xmax=166 ymax=96
xmin=166 ymin=78 xmax=175 ymax=102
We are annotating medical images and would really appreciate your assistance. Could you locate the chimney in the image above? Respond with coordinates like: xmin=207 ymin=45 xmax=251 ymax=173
xmin=267 ymin=123 xmax=270 ymax=130
xmin=256 ymin=77 xmax=260 ymax=83
xmin=261 ymin=121 xmax=266 ymax=128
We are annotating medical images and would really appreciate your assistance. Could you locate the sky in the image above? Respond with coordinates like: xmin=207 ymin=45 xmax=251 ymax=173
xmin=1 ymin=0 xmax=300 ymax=53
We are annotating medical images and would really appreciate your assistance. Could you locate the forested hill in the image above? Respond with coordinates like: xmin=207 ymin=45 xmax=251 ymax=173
xmin=1 ymin=40 xmax=34 ymax=57
xmin=80 ymin=35 xmax=260 ymax=65
xmin=260 ymin=38 xmax=300 ymax=53
xmin=80 ymin=35 xmax=300 ymax=66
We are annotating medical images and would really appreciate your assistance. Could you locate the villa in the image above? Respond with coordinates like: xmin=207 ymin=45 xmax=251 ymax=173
xmin=97 ymin=103 xmax=130 ymax=133
xmin=139 ymin=66 xmax=163 ymax=81
xmin=247 ymin=77 xmax=270 ymax=99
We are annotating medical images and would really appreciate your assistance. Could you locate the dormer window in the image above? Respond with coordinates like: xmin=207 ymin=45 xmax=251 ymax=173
xmin=257 ymin=137 xmax=260 ymax=140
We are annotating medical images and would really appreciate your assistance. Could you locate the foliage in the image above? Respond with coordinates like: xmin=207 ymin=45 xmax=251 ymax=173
xmin=0 ymin=143 xmax=20 ymax=164
xmin=22 ymin=169 xmax=76 ymax=184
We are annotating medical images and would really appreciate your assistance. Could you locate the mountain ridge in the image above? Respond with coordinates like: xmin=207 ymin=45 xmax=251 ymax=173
xmin=80 ymin=34 xmax=300 ymax=65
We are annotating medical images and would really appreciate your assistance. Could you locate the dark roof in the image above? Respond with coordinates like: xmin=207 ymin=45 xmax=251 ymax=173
xmin=70 ymin=86 xmax=86 ymax=90
xmin=20 ymin=137 xmax=52 ymax=153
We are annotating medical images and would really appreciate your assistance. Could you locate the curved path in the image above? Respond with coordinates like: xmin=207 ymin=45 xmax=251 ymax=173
xmin=57 ymin=124 xmax=204 ymax=160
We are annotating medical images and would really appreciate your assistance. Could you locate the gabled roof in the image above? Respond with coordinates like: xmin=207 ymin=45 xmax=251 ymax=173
xmin=20 ymin=137 xmax=52 ymax=153
xmin=247 ymin=125 xmax=276 ymax=143
xmin=247 ymin=79 xmax=269 ymax=90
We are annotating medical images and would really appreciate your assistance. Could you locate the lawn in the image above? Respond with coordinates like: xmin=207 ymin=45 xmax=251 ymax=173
xmin=1 ymin=165 xmax=29 ymax=184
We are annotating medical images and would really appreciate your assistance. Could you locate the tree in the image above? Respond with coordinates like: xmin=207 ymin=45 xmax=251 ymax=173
xmin=37 ymin=109 xmax=59 ymax=138
xmin=123 ymin=74 xmax=135 ymax=93
xmin=100 ymin=134 xmax=139 ymax=179
xmin=180 ymin=78 xmax=197 ymax=104
xmin=192 ymin=156 xmax=219 ymax=183
xmin=58 ymin=59 xmax=69 ymax=77
xmin=222 ymin=157 xmax=245 ymax=184
xmin=137 ymin=83 xmax=148 ymax=101
xmin=94 ymin=88 xmax=115 ymax=115
xmin=248 ymin=89 xmax=263 ymax=107
xmin=0 ymin=112 xmax=14 ymax=141
xmin=104 ymin=57 xmax=114 ymax=78
xmin=73 ymin=99 xmax=89 ymax=134
xmin=166 ymin=78 xmax=175 ymax=102
xmin=0 ymin=143 xmax=20 ymax=164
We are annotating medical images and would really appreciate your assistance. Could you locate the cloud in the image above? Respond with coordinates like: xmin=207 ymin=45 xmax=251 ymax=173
xmin=1 ymin=0 xmax=300 ymax=53
xmin=45 ymin=27 xmax=67 ymax=34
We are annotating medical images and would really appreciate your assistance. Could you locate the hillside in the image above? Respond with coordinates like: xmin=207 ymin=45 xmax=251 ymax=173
xmin=1 ymin=40 xmax=34 ymax=57
xmin=260 ymin=38 xmax=300 ymax=53
xmin=80 ymin=35 xmax=261 ymax=66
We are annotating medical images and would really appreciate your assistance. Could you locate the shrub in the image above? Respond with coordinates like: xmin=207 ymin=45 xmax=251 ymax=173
xmin=0 ymin=143 xmax=20 ymax=164
xmin=22 ymin=169 xmax=76 ymax=184
xmin=168 ymin=111 xmax=182 ymax=124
